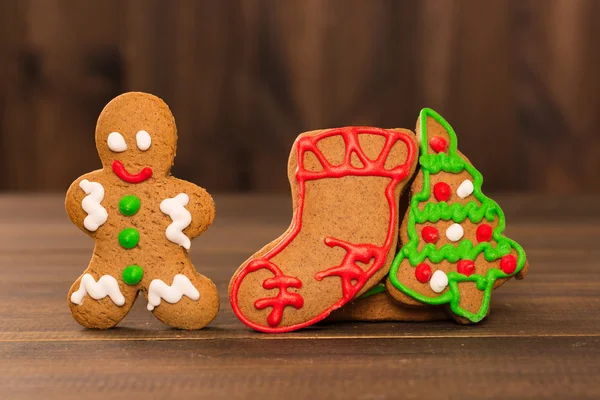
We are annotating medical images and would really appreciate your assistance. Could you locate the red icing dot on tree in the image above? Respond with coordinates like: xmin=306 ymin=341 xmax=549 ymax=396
xmin=476 ymin=224 xmax=493 ymax=242
xmin=415 ymin=263 xmax=432 ymax=283
xmin=500 ymin=255 xmax=517 ymax=274
xmin=429 ymin=136 xmax=448 ymax=153
xmin=421 ymin=226 xmax=439 ymax=243
xmin=433 ymin=182 xmax=451 ymax=201
xmin=457 ymin=260 xmax=475 ymax=276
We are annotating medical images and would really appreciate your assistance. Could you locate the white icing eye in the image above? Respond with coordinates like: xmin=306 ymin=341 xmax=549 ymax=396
xmin=457 ymin=179 xmax=474 ymax=199
xmin=107 ymin=132 xmax=127 ymax=152
xmin=446 ymin=223 xmax=464 ymax=242
xmin=136 ymin=130 xmax=152 ymax=151
xmin=430 ymin=270 xmax=448 ymax=293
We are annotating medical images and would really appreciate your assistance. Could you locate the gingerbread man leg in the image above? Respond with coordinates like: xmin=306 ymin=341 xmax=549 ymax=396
xmin=143 ymin=266 xmax=219 ymax=330
xmin=68 ymin=259 xmax=138 ymax=329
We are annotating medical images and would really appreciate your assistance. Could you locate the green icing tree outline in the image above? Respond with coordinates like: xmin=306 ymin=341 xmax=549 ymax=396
xmin=388 ymin=108 xmax=526 ymax=323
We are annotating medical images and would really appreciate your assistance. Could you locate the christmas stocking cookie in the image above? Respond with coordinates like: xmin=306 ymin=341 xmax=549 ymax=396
xmin=386 ymin=108 xmax=528 ymax=323
xmin=65 ymin=92 xmax=219 ymax=330
xmin=229 ymin=127 xmax=418 ymax=332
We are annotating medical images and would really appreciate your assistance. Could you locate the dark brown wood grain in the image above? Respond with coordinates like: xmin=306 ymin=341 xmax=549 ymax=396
xmin=4 ymin=338 xmax=600 ymax=400
xmin=0 ymin=0 xmax=599 ymax=193
xmin=1 ymin=194 xmax=599 ymax=399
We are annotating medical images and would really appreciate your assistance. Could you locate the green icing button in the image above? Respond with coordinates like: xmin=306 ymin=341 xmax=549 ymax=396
xmin=118 ymin=228 xmax=140 ymax=249
xmin=122 ymin=265 xmax=144 ymax=285
xmin=119 ymin=195 xmax=141 ymax=216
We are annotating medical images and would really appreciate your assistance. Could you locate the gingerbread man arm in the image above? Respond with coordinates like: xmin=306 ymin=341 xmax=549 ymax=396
xmin=170 ymin=178 xmax=216 ymax=241
xmin=65 ymin=170 xmax=106 ymax=234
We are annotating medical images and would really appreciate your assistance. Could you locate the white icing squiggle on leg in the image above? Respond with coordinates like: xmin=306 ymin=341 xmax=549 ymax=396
xmin=79 ymin=180 xmax=108 ymax=232
xmin=160 ymin=193 xmax=192 ymax=249
xmin=147 ymin=274 xmax=200 ymax=311
xmin=71 ymin=274 xmax=125 ymax=306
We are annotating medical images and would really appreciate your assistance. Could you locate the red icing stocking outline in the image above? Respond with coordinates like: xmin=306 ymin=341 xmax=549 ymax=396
xmin=230 ymin=127 xmax=416 ymax=332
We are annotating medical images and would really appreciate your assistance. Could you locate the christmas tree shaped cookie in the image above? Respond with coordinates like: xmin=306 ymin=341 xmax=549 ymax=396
xmin=386 ymin=108 xmax=528 ymax=323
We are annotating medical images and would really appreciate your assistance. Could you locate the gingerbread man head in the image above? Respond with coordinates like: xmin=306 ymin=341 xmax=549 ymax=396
xmin=95 ymin=92 xmax=177 ymax=181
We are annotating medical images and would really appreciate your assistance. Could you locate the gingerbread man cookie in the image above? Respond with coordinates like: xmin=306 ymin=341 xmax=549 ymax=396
xmin=386 ymin=108 xmax=528 ymax=323
xmin=229 ymin=127 xmax=418 ymax=332
xmin=65 ymin=92 xmax=219 ymax=329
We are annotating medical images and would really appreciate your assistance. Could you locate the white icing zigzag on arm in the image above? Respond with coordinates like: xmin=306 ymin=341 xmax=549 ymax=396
xmin=146 ymin=274 xmax=200 ymax=311
xmin=71 ymin=274 xmax=125 ymax=306
xmin=79 ymin=179 xmax=108 ymax=232
xmin=160 ymin=193 xmax=192 ymax=249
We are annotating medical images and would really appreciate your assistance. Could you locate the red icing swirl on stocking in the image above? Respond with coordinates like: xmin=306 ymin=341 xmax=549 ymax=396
xmin=251 ymin=261 xmax=304 ymax=327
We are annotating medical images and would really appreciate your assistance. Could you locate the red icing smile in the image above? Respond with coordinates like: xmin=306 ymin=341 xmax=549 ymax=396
xmin=112 ymin=160 xmax=153 ymax=183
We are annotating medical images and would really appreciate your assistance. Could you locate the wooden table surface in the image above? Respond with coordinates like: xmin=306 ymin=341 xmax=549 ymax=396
xmin=1 ymin=194 xmax=599 ymax=399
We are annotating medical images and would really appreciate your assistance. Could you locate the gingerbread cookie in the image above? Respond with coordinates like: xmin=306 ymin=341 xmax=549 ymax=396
xmin=327 ymin=284 xmax=448 ymax=322
xmin=386 ymin=108 xmax=528 ymax=323
xmin=229 ymin=127 xmax=418 ymax=332
xmin=65 ymin=92 xmax=219 ymax=330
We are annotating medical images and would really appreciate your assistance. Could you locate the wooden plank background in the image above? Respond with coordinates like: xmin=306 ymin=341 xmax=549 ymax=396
xmin=0 ymin=0 xmax=599 ymax=193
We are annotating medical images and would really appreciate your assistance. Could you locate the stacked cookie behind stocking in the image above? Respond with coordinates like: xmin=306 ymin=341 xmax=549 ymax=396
xmin=230 ymin=108 xmax=528 ymax=332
